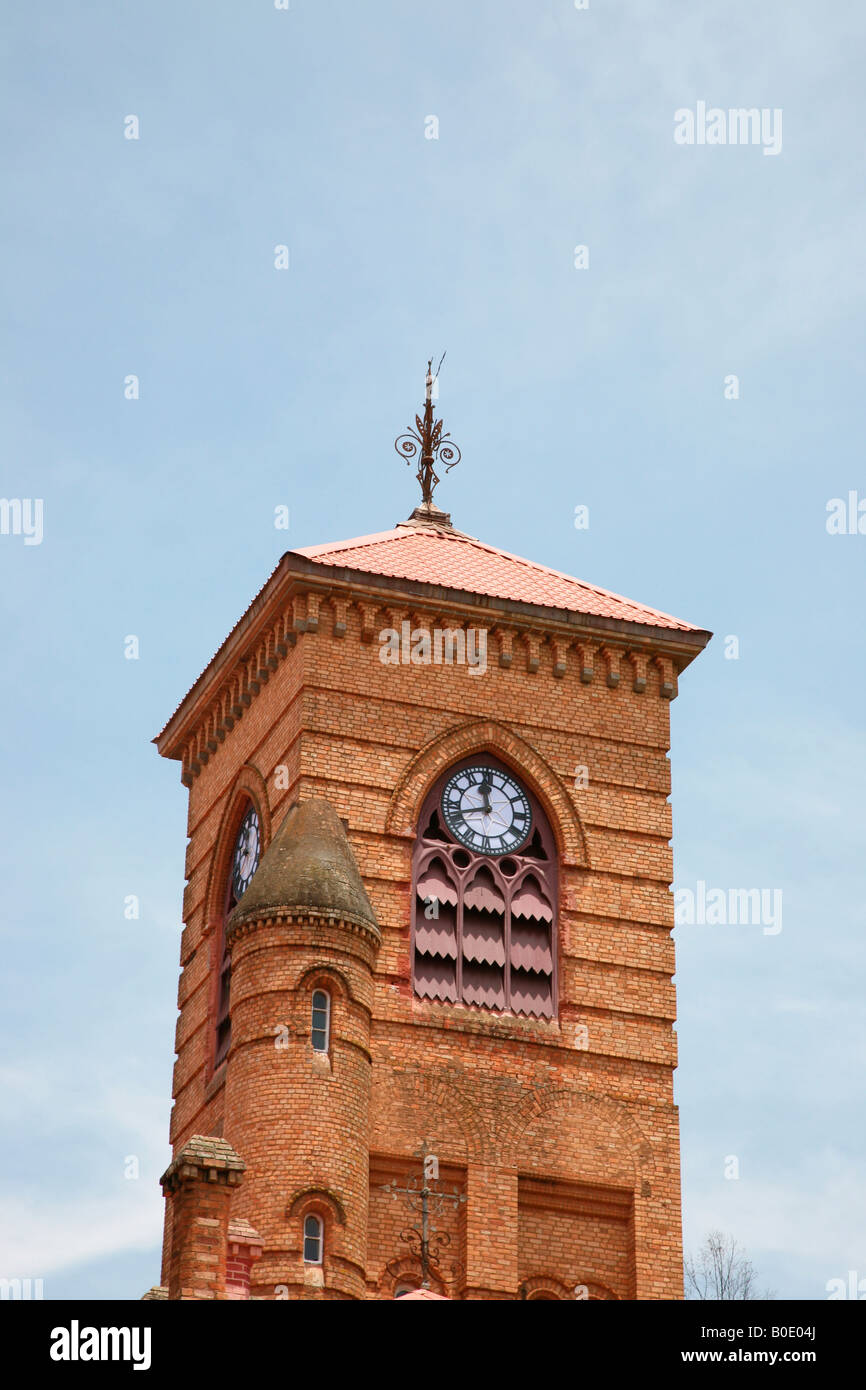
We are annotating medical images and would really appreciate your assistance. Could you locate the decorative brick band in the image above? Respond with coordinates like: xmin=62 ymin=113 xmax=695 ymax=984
xmin=226 ymin=908 xmax=382 ymax=951
xmin=169 ymin=586 xmax=689 ymax=787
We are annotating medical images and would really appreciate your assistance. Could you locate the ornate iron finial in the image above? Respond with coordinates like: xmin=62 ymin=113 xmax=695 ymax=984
xmin=394 ymin=354 xmax=461 ymax=506
xmin=381 ymin=1140 xmax=466 ymax=1292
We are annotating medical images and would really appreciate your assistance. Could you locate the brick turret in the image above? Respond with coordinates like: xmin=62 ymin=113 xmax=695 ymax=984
xmin=222 ymin=797 xmax=381 ymax=1299
xmin=159 ymin=1136 xmax=247 ymax=1300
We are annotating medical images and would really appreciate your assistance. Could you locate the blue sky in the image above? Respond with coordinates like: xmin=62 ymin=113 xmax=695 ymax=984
xmin=1 ymin=0 xmax=864 ymax=1300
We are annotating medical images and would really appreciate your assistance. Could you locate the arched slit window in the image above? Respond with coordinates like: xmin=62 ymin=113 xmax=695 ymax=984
xmin=411 ymin=757 xmax=557 ymax=1018
xmin=311 ymin=989 xmax=330 ymax=1052
xmin=303 ymin=1214 xmax=323 ymax=1264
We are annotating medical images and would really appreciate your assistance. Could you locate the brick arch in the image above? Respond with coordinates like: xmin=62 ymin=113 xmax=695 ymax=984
xmin=496 ymin=1085 xmax=655 ymax=1190
xmin=384 ymin=720 xmax=588 ymax=867
xmin=373 ymin=1066 xmax=487 ymax=1166
xmin=520 ymin=1273 xmax=578 ymax=1301
xmin=578 ymin=1279 xmax=620 ymax=1301
xmin=293 ymin=963 xmax=355 ymax=1004
xmin=286 ymin=1188 xmax=347 ymax=1226
xmin=378 ymin=1255 xmax=447 ymax=1301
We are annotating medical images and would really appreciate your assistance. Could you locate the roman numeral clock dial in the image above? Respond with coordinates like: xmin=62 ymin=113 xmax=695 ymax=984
xmin=231 ymin=806 xmax=261 ymax=899
xmin=441 ymin=766 xmax=532 ymax=856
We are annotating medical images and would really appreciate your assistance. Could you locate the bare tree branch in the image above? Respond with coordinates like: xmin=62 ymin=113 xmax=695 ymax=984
xmin=684 ymin=1230 xmax=775 ymax=1300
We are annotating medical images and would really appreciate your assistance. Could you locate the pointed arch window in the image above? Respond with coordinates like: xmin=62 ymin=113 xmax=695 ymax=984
xmin=411 ymin=757 xmax=557 ymax=1018
xmin=214 ymin=800 xmax=261 ymax=1068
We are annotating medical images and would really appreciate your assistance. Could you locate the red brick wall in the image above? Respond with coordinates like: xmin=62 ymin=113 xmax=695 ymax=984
xmin=161 ymin=584 xmax=688 ymax=1299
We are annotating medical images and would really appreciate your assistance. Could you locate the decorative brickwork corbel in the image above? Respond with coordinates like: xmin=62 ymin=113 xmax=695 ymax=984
xmin=358 ymin=601 xmax=380 ymax=643
xmin=305 ymin=592 xmax=320 ymax=632
xmin=626 ymin=650 xmax=648 ymax=693
xmin=330 ymin=596 xmax=348 ymax=637
xmin=291 ymin=594 xmax=309 ymax=633
xmin=652 ymin=654 xmax=677 ymax=699
xmin=523 ymin=633 xmax=541 ymax=674
xmin=495 ymin=627 xmax=514 ymax=668
xmin=575 ymin=642 xmax=595 ymax=684
xmin=600 ymin=645 xmax=621 ymax=688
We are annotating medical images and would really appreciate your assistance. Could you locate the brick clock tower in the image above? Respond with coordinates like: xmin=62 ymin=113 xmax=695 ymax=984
xmin=148 ymin=371 xmax=709 ymax=1302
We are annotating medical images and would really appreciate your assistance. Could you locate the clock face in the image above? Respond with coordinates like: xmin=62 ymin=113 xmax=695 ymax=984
xmin=440 ymin=766 xmax=532 ymax=857
xmin=231 ymin=806 xmax=260 ymax=899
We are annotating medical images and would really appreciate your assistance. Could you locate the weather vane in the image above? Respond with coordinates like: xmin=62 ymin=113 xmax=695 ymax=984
xmin=394 ymin=352 xmax=462 ymax=506
xmin=381 ymin=1141 xmax=466 ymax=1291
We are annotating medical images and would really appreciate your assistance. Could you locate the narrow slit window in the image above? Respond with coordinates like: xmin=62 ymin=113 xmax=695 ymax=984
xmin=311 ymin=989 xmax=330 ymax=1052
xmin=303 ymin=1214 xmax=323 ymax=1264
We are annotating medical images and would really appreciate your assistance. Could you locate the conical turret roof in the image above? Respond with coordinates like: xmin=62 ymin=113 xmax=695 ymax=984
xmin=227 ymin=797 xmax=379 ymax=940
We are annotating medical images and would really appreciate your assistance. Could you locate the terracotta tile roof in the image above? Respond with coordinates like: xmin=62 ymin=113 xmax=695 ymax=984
xmin=295 ymin=522 xmax=700 ymax=632
xmin=396 ymin=1288 xmax=449 ymax=1300
xmin=156 ymin=516 xmax=709 ymax=750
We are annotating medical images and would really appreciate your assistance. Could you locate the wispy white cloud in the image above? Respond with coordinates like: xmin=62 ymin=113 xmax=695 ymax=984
xmin=683 ymin=1148 xmax=866 ymax=1274
xmin=0 ymin=1060 xmax=169 ymax=1278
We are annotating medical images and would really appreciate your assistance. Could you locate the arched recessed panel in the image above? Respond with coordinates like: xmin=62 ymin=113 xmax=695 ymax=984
xmin=213 ymin=793 xmax=263 ymax=1070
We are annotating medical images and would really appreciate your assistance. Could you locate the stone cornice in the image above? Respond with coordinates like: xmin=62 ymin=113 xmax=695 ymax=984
xmin=154 ymin=552 xmax=711 ymax=783
xmin=160 ymin=1135 xmax=245 ymax=1193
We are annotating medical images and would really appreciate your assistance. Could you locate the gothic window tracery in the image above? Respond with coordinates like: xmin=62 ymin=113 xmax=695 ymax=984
xmin=411 ymin=757 xmax=557 ymax=1018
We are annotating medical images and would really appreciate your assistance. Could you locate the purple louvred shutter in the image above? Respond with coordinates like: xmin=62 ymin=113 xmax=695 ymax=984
xmin=462 ymin=913 xmax=506 ymax=966
xmin=416 ymin=858 xmax=459 ymax=906
xmin=415 ymin=905 xmax=458 ymax=959
xmin=414 ymin=956 xmax=458 ymax=1003
xmin=510 ymin=875 xmax=552 ymax=922
xmin=462 ymin=963 xmax=506 ymax=1010
xmin=510 ymin=972 xmax=554 ymax=1018
xmin=510 ymin=922 xmax=553 ymax=974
